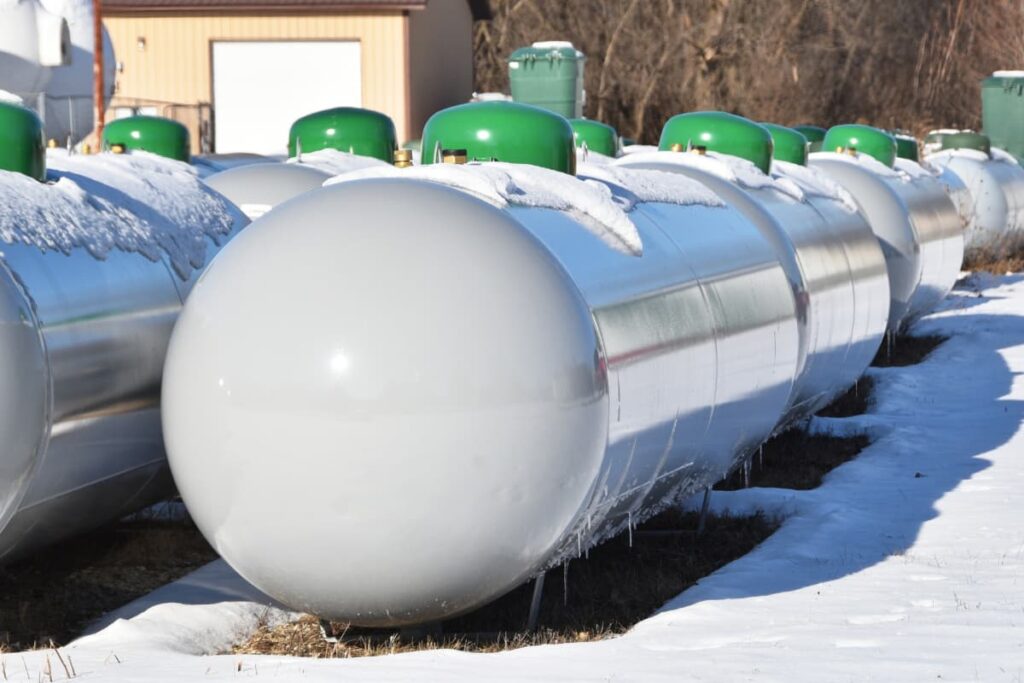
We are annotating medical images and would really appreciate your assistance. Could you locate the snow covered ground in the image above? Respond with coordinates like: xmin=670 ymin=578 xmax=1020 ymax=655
xmin=9 ymin=273 xmax=1024 ymax=680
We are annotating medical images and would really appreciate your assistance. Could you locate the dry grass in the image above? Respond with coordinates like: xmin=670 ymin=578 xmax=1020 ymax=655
xmin=0 ymin=509 xmax=216 ymax=651
xmin=816 ymin=376 xmax=875 ymax=419
xmin=963 ymin=254 xmax=1024 ymax=275
xmin=235 ymin=509 xmax=778 ymax=658
xmin=716 ymin=430 xmax=872 ymax=491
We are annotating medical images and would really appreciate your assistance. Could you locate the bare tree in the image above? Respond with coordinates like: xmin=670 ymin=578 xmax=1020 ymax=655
xmin=474 ymin=0 xmax=1024 ymax=143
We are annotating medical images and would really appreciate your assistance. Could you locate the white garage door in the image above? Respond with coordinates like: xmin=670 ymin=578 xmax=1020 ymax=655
xmin=212 ymin=41 xmax=362 ymax=155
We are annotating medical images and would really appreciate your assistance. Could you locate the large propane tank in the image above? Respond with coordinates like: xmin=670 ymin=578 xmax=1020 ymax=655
xmin=36 ymin=0 xmax=115 ymax=146
xmin=163 ymin=102 xmax=816 ymax=626
xmin=0 ymin=102 xmax=248 ymax=561
xmin=0 ymin=0 xmax=71 ymax=101
xmin=617 ymin=113 xmax=889 ymax=424
xmin=810 ymin=124 xmax=964 ymax=332
xmin=203 ymin=108 xmax=402 ymax=218
xmin=925 ymin=131 xmax=1024 ymax=262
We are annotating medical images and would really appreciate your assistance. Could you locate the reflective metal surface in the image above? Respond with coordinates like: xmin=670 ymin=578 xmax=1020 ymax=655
xmin=0 ymin=186 xmax=247 ymax=561
xmin=810 ymin=153 xmax=964 ymax=331
xmin=162 ymin=176 xmax=805 ymax=626
xmin=926 ymin=150 xmax=1024 ymax=261
xmin=615 ymin=153 xmax=889 ymax=422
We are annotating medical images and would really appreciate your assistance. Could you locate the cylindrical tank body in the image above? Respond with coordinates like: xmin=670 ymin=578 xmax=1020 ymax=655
xmin=615 ymin=151 xmax=889 ymax=423
xmin=0 ymin=150 xmax=247 ymax=560
xmin=809 ymin=152 xmax=964 ymax=331
xmin=162 ymin=169 xmax=806 ymax=626
xmin=204 ymin=163 xmax=331 ymax=219
xmin=925 ymin=148 xmax=1024 ymax=262
xmin=36 ymin=0 xmax=115 ymax=146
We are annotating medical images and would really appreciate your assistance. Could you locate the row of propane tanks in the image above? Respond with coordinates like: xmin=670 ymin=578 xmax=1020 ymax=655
xmin=1 ymin=98 xmax=1023 ymax=630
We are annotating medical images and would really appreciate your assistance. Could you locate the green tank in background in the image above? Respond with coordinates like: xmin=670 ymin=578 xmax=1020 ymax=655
xmin=508 ymin=42 xmax=585 ymax=119
xmin=982 ymin=71 xmax=1024 ymax=163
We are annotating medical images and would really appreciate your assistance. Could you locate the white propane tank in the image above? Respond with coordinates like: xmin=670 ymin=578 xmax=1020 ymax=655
xmin=615 ymin=148 xmax=889 ymax=425
xmin=0 ymin=122 xmax=249 ymax=561
xmin=0 ymin=0 xmax=71 ymax=103
xmin=36 ymin=0 xmax=116 ymax=146
xmin=204 ymin=163 xmax=332 ymax=219
xmin=810 ymin=148 xmax=963 ymax=332
xmin=926 ymin=146 xmax=1024 ymax=262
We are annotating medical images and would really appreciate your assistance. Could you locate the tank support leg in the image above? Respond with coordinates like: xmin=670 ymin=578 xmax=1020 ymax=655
xmin=527 ymin=573 xmax=546 ymax=632
xmin=697 ymin=486 xmax=712 ymax=536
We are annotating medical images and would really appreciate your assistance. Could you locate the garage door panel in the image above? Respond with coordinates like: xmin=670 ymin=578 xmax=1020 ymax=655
xmin=213 ymin=41 xmax=362 ymax=154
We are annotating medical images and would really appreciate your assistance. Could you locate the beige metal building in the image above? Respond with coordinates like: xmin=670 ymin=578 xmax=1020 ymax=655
xmin=103 ymin=0 xmax=489 ymax=153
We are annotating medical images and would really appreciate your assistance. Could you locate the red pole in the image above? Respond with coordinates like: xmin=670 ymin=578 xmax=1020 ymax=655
xmin=93 ymin=0 xmax=105 ymax=150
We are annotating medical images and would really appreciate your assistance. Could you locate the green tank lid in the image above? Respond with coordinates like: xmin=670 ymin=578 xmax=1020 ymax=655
xmin=421 ymin=101 xmax=576 ymax=174
xmin=761 ymin=123 xmax=809 ymax=166
xmin=940 ymin=130 xmax=992 ymax=157
xmin=823 ymin=124 xmax=897 ymax=167
xmin=893 ymin=133 xmax=919 ymax=162
xmin=794 ymin=125 xmax=827 ymax=152
xmin=570 ymin=118 xmax=619 ymax=157
xmin=659 ymin=111 xmax=774 ymax=174
xmin=103 ymin=116 xmax=190 ymax=162
xmin=288 ymin=107 xmax=397 ymax=162
xmin=0 ymin=102 xmax=45 ymax=181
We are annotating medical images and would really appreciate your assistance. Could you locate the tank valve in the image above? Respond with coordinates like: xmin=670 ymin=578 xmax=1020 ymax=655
xmin=393 ymin=149 xmax=413 ymax=168
xmin=670 ymin=142 xmax=684 ymax=153
xmin=110 ymin=143 xmax=126 ymax=154
xmin=47 ymin=139 xmax=58 ymax=149
xmin=442 ymin=148 xmax=468 ymax=165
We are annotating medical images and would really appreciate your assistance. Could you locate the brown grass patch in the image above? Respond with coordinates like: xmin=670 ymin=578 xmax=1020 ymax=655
xmin=962 ymin=253 xmax=1024 ymax=275
xmin=234 ymin=510 xmax=778 ymax=658
xmin=0 ymin=508 xmax=216 ymax=651
xmin=816 ymin=376 xmax=875 ymax=418
xmin=715 ymin=430 xmax=871 ymax=491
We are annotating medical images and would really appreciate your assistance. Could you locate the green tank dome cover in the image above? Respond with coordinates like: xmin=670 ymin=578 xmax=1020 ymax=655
xmin=659 ymin=111 xmax=774 ymax=174
xmin=570 ymin=118 xmax=619 ymax=157
xmin=940 ymin=131 xmax=992 ymax=157
xmin=288 ymin=107 xmax=397 ymax=162
xmin=893 ymin=133 xmax=920 ymax=162
xmin=762 ymin=123 xmax=809 ymax=166
xmin=794 ymin=125 xmax=827 ymax=152
xmin=421 ymin=101 xmax=576 ymax=174
xmin=0 ymin=102 xmax=45 ymax=181
xmin=823 ymin=124 xmax=897 ymax=168
xmin=103 ymin=116 xmax=190 ymax=162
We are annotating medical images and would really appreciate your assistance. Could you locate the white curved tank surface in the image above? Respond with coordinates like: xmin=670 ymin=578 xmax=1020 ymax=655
xmin=0 ymin=0 xmax=71 ymax=100
xmin=0 ymin=150 xmax=248 ymax=561
xmin=615 ymin=150 xmax=890 ymax=424
xmin=925 ymin=148 xmax=1024 ymax=262
xmin=809 ymin=151 xmax=964 ymax=332
xmin=204 ymin=162 xmax=331 ymax=219
xmin=36 ymin=0 xmax=116 ymax=146
xmin=161 ymin=153 xmax=895 ymax=627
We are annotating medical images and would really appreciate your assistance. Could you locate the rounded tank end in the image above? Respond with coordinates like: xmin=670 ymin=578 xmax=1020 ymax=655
xmin=163 ymin=179 xmax=608 ymax=625
xmin=0 ymin=263 xmax=47 ymax=533
xmin=203 ymin=163 xmax=331 ymax=218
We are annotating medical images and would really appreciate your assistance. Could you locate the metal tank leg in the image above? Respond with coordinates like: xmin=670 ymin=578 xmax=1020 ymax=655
xmin=697 ymin=486 xmax=712 ymax=536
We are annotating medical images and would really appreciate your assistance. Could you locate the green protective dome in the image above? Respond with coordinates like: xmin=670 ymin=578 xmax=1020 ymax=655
xmin=103 ymin=116 xmax=190 ymax=162
xmin=794 ymin=125 xmax=827 ymax=153
xmin=0 ymin=102 xmax=45 ymax=181
xmin=823 ymin=124 xmax=897 ymax=168
xmin=761 ymin=123 xmax=809 ymax=166
xmin=659 ymin=111 xmax=774 ymax=174
xmin=940 ymin=131 xmax=992 ymax=157
xmin=421 ymin=101 xmax=576 ymax=174
xmin=288 ymin=107 xmax=397 ymax=162
xmin=569 ymin=118 xmax=619 ymax=157
xmin=893 ymin=134 xmax=919 ymax=162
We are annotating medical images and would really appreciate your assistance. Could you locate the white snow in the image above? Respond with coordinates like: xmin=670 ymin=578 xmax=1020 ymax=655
xmin=7 ymin=272 xmax=1024 ymax=680
xmin=0 ymin=89 xmax=24 ymax=105
xmin=993 ymin=70 xmax=1024 ymax=78
xmin=323 ymin=162 xmax=649 ymax=255
xmin=894 ymin=157 xmax=937 ymax=180
xmin=992 ymin=148 xmax=1021 ymax=166
xmin=927 ymin=148 xmax=992 ymax=164
xmin=0 ymin=151 xmax=244 ymax=279
xmin=772 ymin=159 xmax=859 ymax=212
xmin=287 ymin=148 xmax=391 ymax=175
xmin=810 ymin=150 xmax=905 ymax=179
xmin=619 ymin=144 xmax=659 ymax=156
xmin=576 ymin=161 xmax=725 ymax=210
